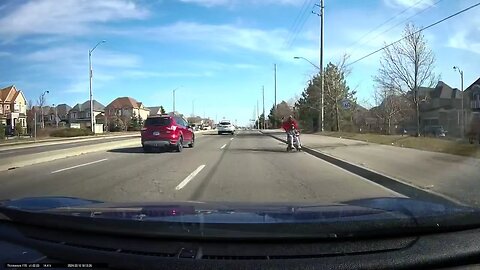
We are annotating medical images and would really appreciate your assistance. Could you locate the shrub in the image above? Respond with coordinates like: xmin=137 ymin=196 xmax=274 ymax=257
xmin=14 ymin=124 xmax=24 ymax=137
xmin=50 ymin=128 xmax=93 ymax=137
xmin=109 ymin=117 xmax=125 ymax=132
xmin=0 ymin=124 xmax=5 ymax=140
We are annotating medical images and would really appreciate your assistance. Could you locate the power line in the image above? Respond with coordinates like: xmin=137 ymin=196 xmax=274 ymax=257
xmin=284 ymin=0 xmax=309 ymax=46
xmin=345 ymin=0 xmax=425 ymax=52
xmin=349 ymin=0 xmax=443 ymax=57
xmin=287 ymin=0 xmax=316 ymax=48
xmin=346 ymin=1 xmax=480 ymax=67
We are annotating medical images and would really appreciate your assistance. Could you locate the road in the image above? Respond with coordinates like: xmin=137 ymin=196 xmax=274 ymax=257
xmin=0 ymin=130 xmax=403 ymax=204
xmin=0 ymin=135 xmax=139 ymax=158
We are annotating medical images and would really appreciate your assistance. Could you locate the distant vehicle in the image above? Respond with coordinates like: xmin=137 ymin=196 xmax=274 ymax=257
xmin=423 ymin=125 xmax=447 ymax=137
xmin=217 ymin=120 xmax=235 ymax=135
xmin=141 ymin=115 xmax=194 ymax=152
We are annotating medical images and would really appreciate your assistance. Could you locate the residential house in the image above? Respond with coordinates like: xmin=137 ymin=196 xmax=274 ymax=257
xmin=463 ymin=77 xmax=480 ymax=135
xmin=68 ymin=100 xmax=105 ymax=128
xmin=46 ymin=104 xmax=71 ymax=126
xmin=418 ymin=81 xmax=463 ymax=137
xmin=0 ymin=85 xmax=28 ymax=133
xmin=105 ymin=97 xmax=150 ymax=124
xmin=147 ymin=106 xmax=165 ymax=116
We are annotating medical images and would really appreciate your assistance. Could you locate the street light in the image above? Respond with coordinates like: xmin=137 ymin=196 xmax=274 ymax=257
xmin=89 ymin=40 xmax=106 ymax=133
xmin=293 ymin=56 xmax=321 ymax=70
xmin=294 ymin=56 xmax=324 ymax=132
xmin=40 ymin=90 xmax=49 ymax=129
xmin=453 ymin=66 xmax=464 ymax=139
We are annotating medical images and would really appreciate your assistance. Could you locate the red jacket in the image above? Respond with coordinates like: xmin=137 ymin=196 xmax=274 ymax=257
xmin=282 ymin=119 xmax=299 ymax=132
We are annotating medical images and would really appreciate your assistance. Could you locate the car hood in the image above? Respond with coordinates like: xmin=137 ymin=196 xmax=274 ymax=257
xmin=0 ymin=196 xmax=478 ymax=239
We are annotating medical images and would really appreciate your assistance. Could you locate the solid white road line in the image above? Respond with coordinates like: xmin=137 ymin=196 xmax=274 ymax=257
xmin=51 ymin=158 xmax=108 ymax=174
xmin=175 ymin=165 xmax=206 ymax=190
xmin=220 ymin=144 xmax=227 ymax=149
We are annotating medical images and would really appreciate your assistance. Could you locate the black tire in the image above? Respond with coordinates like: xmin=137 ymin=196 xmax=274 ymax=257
xmin=176 ymin=137 xmax=183 ymax=152
xmin=218 ymin=132 xmax=222 ymax=135
xmin=188 ymin=135 xmax=195 ymax=148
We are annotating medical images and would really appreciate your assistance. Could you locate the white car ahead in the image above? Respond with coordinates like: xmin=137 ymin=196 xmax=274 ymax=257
xmin=217 ymin=120 xmax=235 ymax=135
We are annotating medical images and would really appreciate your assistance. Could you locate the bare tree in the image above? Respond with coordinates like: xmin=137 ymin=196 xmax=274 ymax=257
xmin=37 ymin=95 xmax=47 ymax=128
xmin=372 ymin=83 xmax=409 ymax=134
xmin=375 ymin=23 xmax=438 ymax=136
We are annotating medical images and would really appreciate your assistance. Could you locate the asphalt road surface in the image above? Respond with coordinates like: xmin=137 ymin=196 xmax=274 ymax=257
xmin=0 ymin=130 xmax=403 ymax=204
xmin=0 ymin=135 xmax=139 ymax=159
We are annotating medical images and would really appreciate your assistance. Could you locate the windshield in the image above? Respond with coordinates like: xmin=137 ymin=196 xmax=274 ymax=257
xmin=0 ymin=0 xmax=479 ymax=239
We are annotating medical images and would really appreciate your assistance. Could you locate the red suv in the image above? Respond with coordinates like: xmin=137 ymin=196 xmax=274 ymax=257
xmin=141 ymin=115 xmax=194 ymax=152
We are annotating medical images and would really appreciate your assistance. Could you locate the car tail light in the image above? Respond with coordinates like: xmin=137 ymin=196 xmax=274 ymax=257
xmin=166 ymin=125 xmax=177 ymax=131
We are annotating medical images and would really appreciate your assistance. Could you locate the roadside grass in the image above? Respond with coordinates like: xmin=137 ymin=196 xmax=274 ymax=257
xmin=321 ymin=131 xmax=480 ymax=158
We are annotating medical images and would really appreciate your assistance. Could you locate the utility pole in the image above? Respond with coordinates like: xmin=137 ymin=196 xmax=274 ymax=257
xmin=173 ymin=89 xmax=176 ymax=113
xmin=453 ymin=66 xmax=464 ymax=139
xmin=319 ymin=0 xmax=325 ymax=132
xmin=274 ymin=64 xmax=277 ymax=127
xmin=256 ymin=100 xmax=259 ymax=129
xmin=262 ymin=85 xmax=265 ymax=130
xmin=313 ymin=1 xmax=324 ymax=132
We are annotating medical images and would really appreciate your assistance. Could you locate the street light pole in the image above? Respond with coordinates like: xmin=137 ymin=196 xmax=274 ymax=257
xmin=454 ymin=66 xmax=464 ymax=139
xmin=89 ymin=40 xmax=106 ymax=133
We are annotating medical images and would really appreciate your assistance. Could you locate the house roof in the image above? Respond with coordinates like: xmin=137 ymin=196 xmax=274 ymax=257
xmin=147 ymin=106 xmax=163 ymax=115
xmin=465 ymin=77 xmax=480 ymax=92
xmin=106 ymin=97 xmax=144 ymax=109
xmin=0 ymin=85 xmax=17 ymax=102
xmin=71 ymin=100 xmax=105 ymax=112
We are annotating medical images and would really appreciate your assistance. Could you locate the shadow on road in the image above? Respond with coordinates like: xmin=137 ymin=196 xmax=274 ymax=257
xmin=230 ymin=148 xmax=293 ymax=153
xmin=108 ymin=147 xmax=169 ymax=154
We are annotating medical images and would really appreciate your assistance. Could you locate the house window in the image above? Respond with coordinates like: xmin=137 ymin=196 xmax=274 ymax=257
xmin=117 ymin=109 xmax=122 ymax=116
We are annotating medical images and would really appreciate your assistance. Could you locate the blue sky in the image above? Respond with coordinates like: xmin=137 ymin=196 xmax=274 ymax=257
xmin=0 ymin=0 xmax=479 ymax=125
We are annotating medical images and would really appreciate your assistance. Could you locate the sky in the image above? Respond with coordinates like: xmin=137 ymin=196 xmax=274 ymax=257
xmin=0 ymin=0 xmax=479 ymax=126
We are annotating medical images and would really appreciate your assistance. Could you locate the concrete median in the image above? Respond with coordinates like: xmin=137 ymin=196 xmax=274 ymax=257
xmin=0 ymin=138 xmax=140 ymax=172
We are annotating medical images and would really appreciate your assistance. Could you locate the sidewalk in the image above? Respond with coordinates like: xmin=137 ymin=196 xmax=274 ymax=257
xmin=263 ymin=129 xmax=480 ymax=207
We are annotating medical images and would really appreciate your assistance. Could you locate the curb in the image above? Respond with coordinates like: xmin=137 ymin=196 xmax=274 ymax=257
xmin=261 ymin=130 xmax=466 ymax=207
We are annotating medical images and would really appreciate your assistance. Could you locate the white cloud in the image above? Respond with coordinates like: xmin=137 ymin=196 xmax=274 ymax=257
xmin=447 ymin=16 xmax=480 ymax=55
xmin=383 ymin=0 xmax=435 ymax=9
xmin=0 ymin=0 xmax=148 ymax=39
xmin=122 ymin=70 xmax=214 ymax=78
xmin=134 ymin=22 xmax=317 ymax=62
xmin=23 ymin=46 xmax=141 ymax=69
xmin=178 ymin=0 xmax=300 ymax=7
